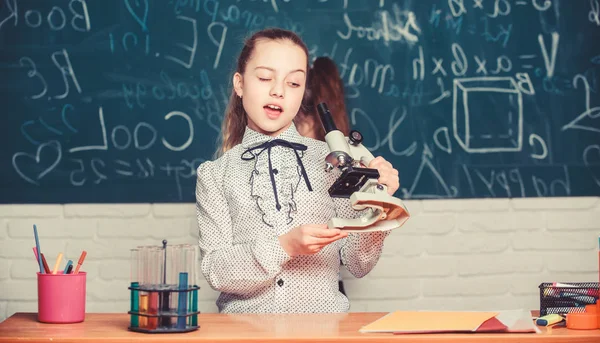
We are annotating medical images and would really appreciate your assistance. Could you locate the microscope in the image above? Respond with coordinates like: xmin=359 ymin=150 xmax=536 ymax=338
xmin=318 ymin=103 xmax=410 ymax=232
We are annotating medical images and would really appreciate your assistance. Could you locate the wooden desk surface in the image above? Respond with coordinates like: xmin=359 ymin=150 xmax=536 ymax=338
xmin=0 ymin=312 xmax=599 ymax=343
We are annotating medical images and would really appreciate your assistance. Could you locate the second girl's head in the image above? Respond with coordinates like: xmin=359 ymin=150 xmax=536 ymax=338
xmin=219 ymin=28 xmax=311 ymax=154
xmin=296 ymin=56 xmax=349 ymax=141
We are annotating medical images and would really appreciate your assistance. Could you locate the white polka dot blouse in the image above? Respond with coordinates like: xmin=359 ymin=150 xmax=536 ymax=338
xmin=195 ymin=123 xmax=390 ymax=313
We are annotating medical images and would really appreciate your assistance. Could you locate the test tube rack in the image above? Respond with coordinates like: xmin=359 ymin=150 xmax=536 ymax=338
xmin=128 ymin=240 xmax=200 ymax=333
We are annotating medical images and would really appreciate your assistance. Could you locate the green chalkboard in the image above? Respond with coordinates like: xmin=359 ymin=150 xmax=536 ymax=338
xmin=1 ymin=0 xmax=599 ymax=203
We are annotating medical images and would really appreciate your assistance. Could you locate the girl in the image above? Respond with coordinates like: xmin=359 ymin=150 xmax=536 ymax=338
xmin=195 ymin=28 xmax=400 ymax=313
xmin=296 ymin=56 xmax=350 ymax=141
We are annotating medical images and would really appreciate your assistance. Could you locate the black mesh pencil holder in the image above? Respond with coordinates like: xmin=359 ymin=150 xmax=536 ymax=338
xmin=128 ymin=241 xmax=200 ymax=333
xmin=539 ymin=282 xmax=599 ymax=316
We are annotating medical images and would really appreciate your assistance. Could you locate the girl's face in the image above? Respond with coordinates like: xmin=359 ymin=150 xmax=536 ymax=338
xmin=233 ymin=39 xmax=307 ymax=137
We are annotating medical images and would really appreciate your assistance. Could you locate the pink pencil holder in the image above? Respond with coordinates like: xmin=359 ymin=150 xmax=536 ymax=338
xmin=37 ymin=272 xmax=86 ymax=323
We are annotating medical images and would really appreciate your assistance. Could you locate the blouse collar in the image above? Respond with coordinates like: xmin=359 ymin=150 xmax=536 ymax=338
xmin=241 ymin=122 xmax=303 ymax=149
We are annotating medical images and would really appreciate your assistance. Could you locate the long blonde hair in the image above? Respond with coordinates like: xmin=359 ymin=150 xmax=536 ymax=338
xmin=217 ymin=28 xmax=312 ymax=156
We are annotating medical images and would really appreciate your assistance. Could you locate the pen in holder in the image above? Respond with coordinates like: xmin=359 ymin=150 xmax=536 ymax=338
xmin=128 ymin=241 xmax=200 ymax=333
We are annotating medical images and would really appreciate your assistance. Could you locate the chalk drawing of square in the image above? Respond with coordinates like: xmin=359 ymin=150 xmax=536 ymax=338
xmin=453 ymin=77 xmax=523 ymax=153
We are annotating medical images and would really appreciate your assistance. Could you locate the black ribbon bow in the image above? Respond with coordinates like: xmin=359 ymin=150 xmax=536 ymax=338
xmin=242 ymin=139 xmax=313 ymax=211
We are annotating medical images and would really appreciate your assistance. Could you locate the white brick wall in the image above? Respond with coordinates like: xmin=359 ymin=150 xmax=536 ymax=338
xmin=1 ymin=198 xmax=599 ymax=322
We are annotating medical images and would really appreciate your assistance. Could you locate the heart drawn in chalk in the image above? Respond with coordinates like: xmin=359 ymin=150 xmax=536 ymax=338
xmin=124 ymin=0 xmax=149 ymax=32
xmin=12 ymin=141 xmax=62 ymax=185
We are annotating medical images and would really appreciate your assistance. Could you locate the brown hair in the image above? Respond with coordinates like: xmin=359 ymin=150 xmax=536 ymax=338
xmin=297 ymin=56 xmax=350 ymax=141
xmin=217 ymin=28 xmax=311 ymax=156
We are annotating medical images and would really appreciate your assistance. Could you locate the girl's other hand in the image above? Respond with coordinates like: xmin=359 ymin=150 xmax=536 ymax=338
xmin=368 ymin=156 xmax=400 ymax=195
xmin=278 ymin=224 xmax=348 ymax=257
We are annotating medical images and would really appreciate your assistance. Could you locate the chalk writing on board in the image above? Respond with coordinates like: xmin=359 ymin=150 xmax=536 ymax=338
xmin=403 ymin=144 xmax=457 ymax=199
xmin=590 ymin=0 xmax=600 ymax=26
xmin=452 ymin=77 xmax=523 ymax=153
xmin=337 ymin=4 xmax=421 ymax=46
xmin=0 ymin=0 xmax=91 ymax=32
xmin=12 ymin=141 xmax=62 ymax=186
xmin=562 ymin=74 xmax=600 ymax=134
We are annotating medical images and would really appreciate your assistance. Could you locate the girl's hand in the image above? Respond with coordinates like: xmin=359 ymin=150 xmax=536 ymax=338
xmin=368 ymin=156 xmax=400 ymax=195
xmin=278 ymin=224 xmax=348 ymax=257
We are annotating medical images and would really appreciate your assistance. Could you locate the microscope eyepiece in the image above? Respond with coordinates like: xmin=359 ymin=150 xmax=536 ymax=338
xmin=317 ymin=102 xmax=329 ymax=115
xmin=317 ymin=102 xmax=338 ymax=133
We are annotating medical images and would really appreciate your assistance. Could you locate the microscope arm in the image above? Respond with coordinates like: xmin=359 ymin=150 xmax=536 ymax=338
xmin=317 ymin=102 xmax=410 ymax=232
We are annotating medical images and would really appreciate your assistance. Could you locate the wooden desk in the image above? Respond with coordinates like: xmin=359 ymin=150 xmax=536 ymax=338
xmin=0 ymin=312 xmax=599 ymax=342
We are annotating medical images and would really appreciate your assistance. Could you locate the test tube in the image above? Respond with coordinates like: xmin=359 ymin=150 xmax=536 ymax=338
xmin=148 ymin=247 xmax=159 ymax=330
xmin=159 ymin=241 xmax=171 ymax=328
xmin=130 ymin=248 xmax=139 ymax=284
xmin=183 ymin=245 xmax=190 ymax=326
xmin=176 ymin=244 xmax=189 ymax=329
xmin=169 ymin=245 xmax=180 ymax=310
xmin=137 ymin=246 xmax=148 ymax=329
xmin=166 ymin=244 xmax=177 ymax=327
xmin=130 ymin=248 xmax=139 ymax=328
xmin=137 ymin=246 xmax=144 ymax=289
xmin=191 ymin=284 xmax=198 ymax=327
xmin=191 ymin=245 xmax=198 ymax=326
xmin=177 ymin=271 xmax=188 ymax=329
xmin=184 ymin=245 xmax=195 ymax=288
xmin=183 ymin=245 xmax=195 ymax=326
xmin=166 ymin=245 xmax=175 ymax=286
xmin=155 ymin=245 xmax=166 ymax=328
